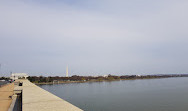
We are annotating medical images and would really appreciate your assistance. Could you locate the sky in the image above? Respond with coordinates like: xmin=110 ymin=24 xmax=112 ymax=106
xmin=0 ymin=0 xmax=188 ymax=77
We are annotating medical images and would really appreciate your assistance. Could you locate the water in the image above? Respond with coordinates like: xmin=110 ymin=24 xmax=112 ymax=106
xmin=38 ymin=77 xmax=188 ymax=111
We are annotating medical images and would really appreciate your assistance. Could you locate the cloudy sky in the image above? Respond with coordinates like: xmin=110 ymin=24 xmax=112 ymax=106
xmin=0 ymin=0 xmax=188 ymax=76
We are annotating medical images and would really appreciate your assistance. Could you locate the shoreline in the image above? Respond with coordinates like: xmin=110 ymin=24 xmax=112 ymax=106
xmin=34 ymin=76 xmax=184 ymax=85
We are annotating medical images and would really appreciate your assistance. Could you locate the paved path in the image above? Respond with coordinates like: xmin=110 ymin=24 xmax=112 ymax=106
xmin=17 ymin=79 xmax=83 ymax=111
xmin=0 ymin=83 xmax=14 ymax=111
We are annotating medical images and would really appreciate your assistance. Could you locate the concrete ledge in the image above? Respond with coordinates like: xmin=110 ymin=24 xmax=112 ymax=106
xmin=8 ymin=95 xmax=17 ymax=111
xmin=17 ymin=80 xmax=83 ymax=111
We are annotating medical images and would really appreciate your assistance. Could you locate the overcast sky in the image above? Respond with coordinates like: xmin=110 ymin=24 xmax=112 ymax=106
xmin=0 ymin=0 xmax=188 ymax=76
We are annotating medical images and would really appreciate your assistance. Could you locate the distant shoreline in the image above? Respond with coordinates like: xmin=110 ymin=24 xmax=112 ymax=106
xmin=33 ymin=75 xmax=188 ymax=85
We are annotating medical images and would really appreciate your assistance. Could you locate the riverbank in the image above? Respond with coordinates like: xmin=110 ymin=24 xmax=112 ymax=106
xmin=0 ymin=83 xmax=14 ymax=111
xmin=33 ymin=76 xmax=185 ymax=85
xmin=34 ymin=79 xmax=115 ymax=85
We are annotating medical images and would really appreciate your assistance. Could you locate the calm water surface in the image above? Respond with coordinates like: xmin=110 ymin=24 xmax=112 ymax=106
xmin=39 ymin=77 xmax=188 ymax=111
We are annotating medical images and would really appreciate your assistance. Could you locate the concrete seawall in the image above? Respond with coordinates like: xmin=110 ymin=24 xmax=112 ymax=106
xmin=16 ymin=79 xmax=83 ymax=111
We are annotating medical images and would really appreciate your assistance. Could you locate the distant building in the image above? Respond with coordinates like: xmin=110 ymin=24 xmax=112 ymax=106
xmin=10 ymin=73 xmax=28 ymax=80
xmin=103 ymin=75 xmax=108 ymax=78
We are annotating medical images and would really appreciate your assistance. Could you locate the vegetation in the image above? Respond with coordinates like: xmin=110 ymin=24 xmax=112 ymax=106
xmin=0 ymin=77 xmax=10 ymax=81
xmin=27 ymin=74 xmax=188 ymax=84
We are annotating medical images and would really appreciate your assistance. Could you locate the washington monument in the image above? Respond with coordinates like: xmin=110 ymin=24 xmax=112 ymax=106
xmin=66 ymin=66 xmax=69 ymax=77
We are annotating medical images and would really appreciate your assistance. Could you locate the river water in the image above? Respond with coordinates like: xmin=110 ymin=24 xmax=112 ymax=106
xmin=39 ymin=77 xmax=188 ymax=111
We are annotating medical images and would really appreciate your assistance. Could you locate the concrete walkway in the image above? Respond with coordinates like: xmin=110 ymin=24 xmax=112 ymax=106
xmin=17 ymin=79 xmax=83 ymax=111
xmin=0 ymin=83 xmax=14 ymax=111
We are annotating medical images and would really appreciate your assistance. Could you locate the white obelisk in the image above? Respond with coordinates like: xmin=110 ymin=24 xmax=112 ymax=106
xmin=66 ymin=66 xmax=69 ymax=77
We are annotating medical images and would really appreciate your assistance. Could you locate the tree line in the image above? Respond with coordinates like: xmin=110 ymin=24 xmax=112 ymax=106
xmin=27 ymin=74 xmax=188 ymax=83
